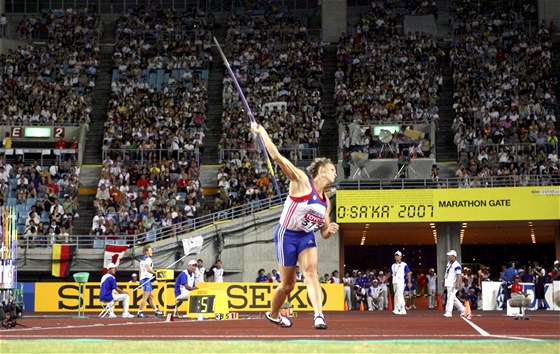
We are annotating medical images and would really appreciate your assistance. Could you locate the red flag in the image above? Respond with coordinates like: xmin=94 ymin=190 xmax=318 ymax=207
xmin=52 ymin=244 xmax=76 ymax=277
xmin=103 ymin=244 xmax=128 ymax=274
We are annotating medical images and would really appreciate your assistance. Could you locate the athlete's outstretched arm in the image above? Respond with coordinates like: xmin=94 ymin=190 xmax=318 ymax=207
xmin=251 ymin=123 xmax=307 ymax=183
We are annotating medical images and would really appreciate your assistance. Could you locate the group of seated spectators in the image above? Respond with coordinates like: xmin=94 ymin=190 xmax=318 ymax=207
xmin=450 ymin=0 xmax=558 ymax=185
xmin=335 ymin=1 xmax=441 ymax=161
xmin=92 ymin=153 xmax=205 ymax=241
xmin=0 ymin=155 xmax=81 ymax=246
xmin=104 ymin=5 xmax=213 ymax=164
xmin=213 ymin=156 xmax=289 ymax=220
xmin=215 ymin=10 xmax=321 ymax=214
xmin=335 ymin=1 xmax=443 ymax=126
xmin=94 ymin=5 xmax=215 ymax=241
xmin=1 ymin=8 xmax=100 ymax=125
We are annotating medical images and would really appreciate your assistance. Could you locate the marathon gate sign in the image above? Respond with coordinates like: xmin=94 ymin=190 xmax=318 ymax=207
xmin=336 ymin=186 xmax=560 ymax=223
xmin=31 ymin=282 xmax=344 ymax=312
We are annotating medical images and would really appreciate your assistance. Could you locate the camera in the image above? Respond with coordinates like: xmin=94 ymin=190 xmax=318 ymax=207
xmin=0 ymin=301 xmax=23 ymax=329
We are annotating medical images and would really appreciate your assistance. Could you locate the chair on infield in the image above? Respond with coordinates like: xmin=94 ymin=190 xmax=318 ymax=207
xmin=99 ymin=300 xmax=116 ymax=318
xmin=507 ymin=296 xmax=531 ymax=320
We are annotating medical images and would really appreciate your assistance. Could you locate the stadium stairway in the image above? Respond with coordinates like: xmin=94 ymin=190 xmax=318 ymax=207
xmin=434 ymin=42 xmax=456 ymax=163
xmin=72 ymin=193 xmax=97 ymax=235
xmin=203 ymin=27 xmax=227 ymax=165
xmin=435 ymin=0 xmax=452 ymax=40
xmin=319 ymin=44 xmax=339 ymax=163
xmin=74 ymin=21 xmax=116 ymax=235
xmin=83 ymin=20 xmax=116 ymax=166
xmin=552 ymin=35 xmax=560 ymax=100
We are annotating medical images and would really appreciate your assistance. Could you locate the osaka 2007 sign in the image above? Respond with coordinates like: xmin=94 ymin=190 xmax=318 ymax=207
xmin=336 ymin=186 xmax=560 ymax=223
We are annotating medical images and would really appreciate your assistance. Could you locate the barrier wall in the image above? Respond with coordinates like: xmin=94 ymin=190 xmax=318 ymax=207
xmin=25 ymin=281 xmax=344 ymax=313
xmin=481 ymin=281 xmax=560 ymax=311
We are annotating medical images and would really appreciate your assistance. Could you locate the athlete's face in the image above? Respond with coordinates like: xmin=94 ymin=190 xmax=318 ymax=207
xmin=146 ymin=247 xmax=153 ymax=256
xmin=322 ymin=163 xmax=337 ymax=183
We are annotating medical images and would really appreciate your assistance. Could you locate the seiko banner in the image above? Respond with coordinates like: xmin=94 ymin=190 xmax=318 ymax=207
xmin=27 ymin=282 xmax=344 ymax=313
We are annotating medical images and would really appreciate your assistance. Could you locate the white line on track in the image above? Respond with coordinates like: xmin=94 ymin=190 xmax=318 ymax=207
xmin=461 ymin=317 xmax=543 ymax=342
xmin=461 ymin=317 xmax=491 ymax=336
xmin=2 ymin=334 xmax=558 ymax=340
xmin=6 ymin=320 xmax=165 ymax=332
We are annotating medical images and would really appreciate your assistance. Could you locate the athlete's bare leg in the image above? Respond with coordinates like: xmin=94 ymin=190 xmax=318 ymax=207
xmin=298 ymin=247 xmax=322 ymax=315
xmin=269 ymin=265 xmax=296 ymax=318
xmin=138 ymin=291 xmax=151 ymax=312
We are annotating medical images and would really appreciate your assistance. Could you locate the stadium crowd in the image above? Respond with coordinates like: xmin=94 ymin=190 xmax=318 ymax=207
xmin=335 ymin=1 xmax=442 ymax=158
xmin=2 ymin=155 xmax=82 ymax=247
xmin=1 ymin=8 xmax=100 ymax=125
xmin=450 ymin=0 xmax=559 ymax=186
xmin=0 ymin=9 xmax=93 ymax=245
xmin=93 ymin=5 xmax=213 ymax=241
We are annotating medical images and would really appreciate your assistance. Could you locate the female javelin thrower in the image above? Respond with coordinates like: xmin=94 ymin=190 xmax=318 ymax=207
xmin=251 ymin=122 xmax=339 ymax=330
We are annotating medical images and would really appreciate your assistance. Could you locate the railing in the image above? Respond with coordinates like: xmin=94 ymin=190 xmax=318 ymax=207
xmin=115 ymin=29 xmax=212 ymax=43
xmin=0 ymin=148 xmax=78 ymax=166
xmin=4 ymin=0 xmax=321 ymax=15
xmin=16 ymin=173 xmax=560 ymax=249
xmin=0 ymin=120 xmax=83 ymax=127
xmin=463 ymin=143 xmax=559 ymax=155
xmin=17 ymin=192 xmax=288 ymax=250
xmin=219 ymin=147 xmax=318 ymax=164
xmin=102 ymin=148 xmax=200 ymax=167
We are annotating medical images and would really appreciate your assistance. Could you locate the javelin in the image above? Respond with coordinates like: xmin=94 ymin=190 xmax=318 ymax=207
xmin=212 ymin=37 xmax=282 ymax=199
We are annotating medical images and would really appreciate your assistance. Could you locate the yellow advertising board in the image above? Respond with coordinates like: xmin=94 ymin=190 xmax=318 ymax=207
xmin=336 ymin=186 xmax=560 ymax=223
xmin=33 ymin=282 xmax=344 ymax=312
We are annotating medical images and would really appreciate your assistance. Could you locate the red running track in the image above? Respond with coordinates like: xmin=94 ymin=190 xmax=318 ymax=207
xmin=2 ymin=310 xmax=559 ymax=341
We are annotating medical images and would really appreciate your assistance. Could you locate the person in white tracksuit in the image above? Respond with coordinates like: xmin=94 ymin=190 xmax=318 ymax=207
xmin=443 ymin=250 xmax=467 ymax=318
xmin=384 ymin=250 xmax=412 ymax=315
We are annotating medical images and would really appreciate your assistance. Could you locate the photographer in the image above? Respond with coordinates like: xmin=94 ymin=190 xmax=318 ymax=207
xmin=354 ymin=285 xmax=366 ymax=309
xmin=397 ymin=150 xmax=411 ymax=178
xmin=0 ymin=301 xmax=23 ymax=328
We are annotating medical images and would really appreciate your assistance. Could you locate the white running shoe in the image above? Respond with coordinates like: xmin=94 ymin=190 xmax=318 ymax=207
xmin=122 ymin=312 xmax=134 ymax=318
xmin=443 ymin=312 xmax=452 ymax=317
xmin=265 ymin=311 xmax=292 ymax=328
xmin=313 ymin=315 xmax=327 ymax=329
xmin=109 ymin=312 xmax=117 ymax=318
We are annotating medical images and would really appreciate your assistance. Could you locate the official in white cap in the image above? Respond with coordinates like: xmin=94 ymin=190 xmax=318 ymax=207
xmin=551 ymin=260 xmax=560 ymax=282
xmin=129 ymin=273 xmax=138 ymax=283
xmin=99 ymin=263 xmax=135 ymax=318
xmin=173 ymin=260 xmax=198 ymax=317
xmin=384 ymin=250 xmax=412 ymax=315
xmin=443 ymin=250 xmax=468 ymax=318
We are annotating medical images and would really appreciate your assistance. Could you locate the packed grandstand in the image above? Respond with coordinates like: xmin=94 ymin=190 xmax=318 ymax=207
xmin=0 ymin=1 xmax=557 ymax=273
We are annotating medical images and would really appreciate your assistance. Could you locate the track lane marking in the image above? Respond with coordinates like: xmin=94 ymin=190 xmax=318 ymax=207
xmin=461 ymin=317 xmax=490 ymax=336
xmin=2 ymin=334 xmax=558 ymax=340
xmin=461 ymin=317 xmax=543 ymax=342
